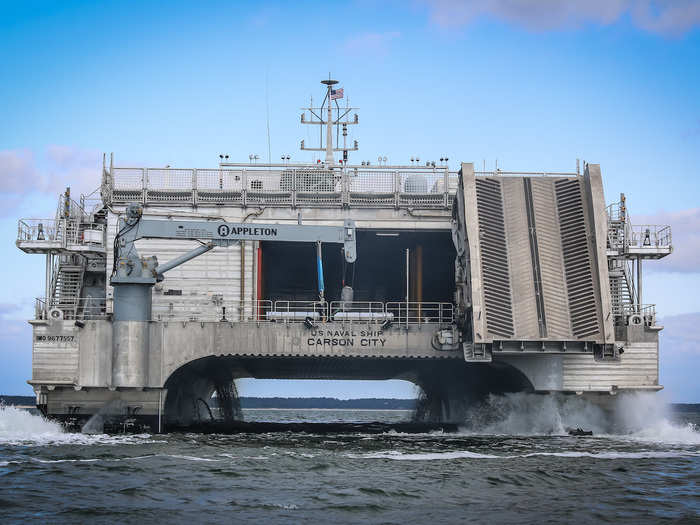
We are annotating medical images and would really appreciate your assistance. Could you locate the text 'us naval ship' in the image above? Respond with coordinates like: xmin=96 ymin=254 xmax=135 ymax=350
xmin=17 ymin=79 xmax=672 ymax=432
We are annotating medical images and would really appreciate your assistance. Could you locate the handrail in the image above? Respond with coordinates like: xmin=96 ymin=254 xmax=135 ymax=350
xmin=35 ymin=297 xmax=107 ymax=320
xmin=106 ymin=165 xmax=458 ymax=209
xmin=474 ymin=170 xmax=578 ymax=177
xmin=35 ymin=296 xmax=458 ymax=325
xmin=626 ymin=224 xmax=672 ymax=248
xmin=17 ymin=218 xmax=106 ymax=249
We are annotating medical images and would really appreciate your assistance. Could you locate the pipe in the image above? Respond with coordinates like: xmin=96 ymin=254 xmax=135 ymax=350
xmin=240 ymin=241 xmax=245 ymax=321
xmin=256 ymin=244 xmax=264 ymax=320
xmin=637 ymin=256 xmax=643 ymax=309
xmin=405 ymin=248 xmax=410 ymax=303
xmin=243 ymin=207 xmax=265 ymax=223
xmin=416 ymin=244 xmax=423 ymax=319
xmin=45 ymin=253 xmax=51 ymax=308
xmin=317 ymin=241 xmax=325 ymax=301
xmin=157 ymin=242 xmax=214 ymax=276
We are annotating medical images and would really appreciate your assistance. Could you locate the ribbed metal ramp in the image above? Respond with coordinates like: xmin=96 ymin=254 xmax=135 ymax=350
xmin=457 ymin=163 xmax=614 ymax=350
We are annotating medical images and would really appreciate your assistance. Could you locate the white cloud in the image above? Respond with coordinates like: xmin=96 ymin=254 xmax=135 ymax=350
xmin=343 ymin=31 xmax=401 ymax=56
xmin=0 ymin=149 xmax=40 ymax=193
xmin=635 ymin=207 xmax=700 ymax=273
xmin=0 ymin=303 xmax=22 ymax=318
xmin=421 ymin=0 xmax=700 ymax=35
xmin=0 ymin=147 xmax=102 ymax=216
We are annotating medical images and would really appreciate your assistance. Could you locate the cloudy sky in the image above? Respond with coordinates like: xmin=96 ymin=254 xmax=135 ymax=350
xmin=1 ymin=1 xmax=699 ymax=400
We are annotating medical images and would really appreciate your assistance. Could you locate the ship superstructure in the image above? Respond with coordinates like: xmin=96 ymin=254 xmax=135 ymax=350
xmin=16 ymin=79 xmax=672 ymax=431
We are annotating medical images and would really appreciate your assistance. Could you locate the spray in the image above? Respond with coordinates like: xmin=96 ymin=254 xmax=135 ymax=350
xmin=458 ymin=391 xmax=700 ymax=443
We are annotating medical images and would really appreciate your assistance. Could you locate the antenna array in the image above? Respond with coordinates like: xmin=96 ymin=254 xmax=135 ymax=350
xmin=300 ymin=78 xmax=359 ymax=165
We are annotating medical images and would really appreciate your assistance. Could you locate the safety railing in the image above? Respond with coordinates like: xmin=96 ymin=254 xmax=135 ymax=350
xmin=627 ymin=224 xmax=672 ymax=249
xmin=152 ymin=299 xmax=457 ymax=325
xmin=474 ymin=170 xmax=579 ymax=177
xmin=386 ymin=302 xmax=454 ymax=325
xmin=35 ymin=296 xmax=456 ymax=325
xmin=329 ymin=301 xmax=388 ymax=322
xmin=612 ymin=303 xmax=656 ymax=326
xmin=18 ymin=219 xmax=59 ymax=242
xmin=267 ymin=301 xmax=327 ymax=321
xmin=606 ymin=201 xmax=624 ymax=222
xmin=35 ymin=297 xmax=108 ymax=321
xmin=17 ymin=218 xmax=106 ymax=251
xmin=106 ymin=165 xmax=458 ymax=209
xmin=152 ymin=300 xmax=273 ymax=322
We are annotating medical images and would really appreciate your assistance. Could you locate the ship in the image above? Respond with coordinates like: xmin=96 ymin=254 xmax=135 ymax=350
xmin=16 ymin=79 xmax=673 ymax=432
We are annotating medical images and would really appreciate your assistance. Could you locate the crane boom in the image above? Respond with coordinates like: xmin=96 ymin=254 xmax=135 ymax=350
xmin=109 ymin=203 xmax=356 ymax=321
xmin=111 ymin=203 xmax=356 ymax=286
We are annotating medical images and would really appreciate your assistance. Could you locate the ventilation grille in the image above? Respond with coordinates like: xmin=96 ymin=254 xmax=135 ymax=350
xmin=555 ymin=179 xmax=600 ymax=338
xmin=475 ymin=178 xmax=514 ymax=338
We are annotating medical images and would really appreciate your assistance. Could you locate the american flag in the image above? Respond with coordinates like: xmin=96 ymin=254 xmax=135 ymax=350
xmin=330 ymin=87 xmax=344 ymax=100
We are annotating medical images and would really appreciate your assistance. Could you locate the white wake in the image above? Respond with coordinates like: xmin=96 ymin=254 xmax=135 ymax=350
xmin=0 ymin=405 xmax=156 ymax=446
xmin=459 ymin=392 xmax=700 ymax=445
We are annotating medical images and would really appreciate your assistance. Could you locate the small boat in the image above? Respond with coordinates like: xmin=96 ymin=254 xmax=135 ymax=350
xmin=568 ymin=427 xmax=593 ymax=436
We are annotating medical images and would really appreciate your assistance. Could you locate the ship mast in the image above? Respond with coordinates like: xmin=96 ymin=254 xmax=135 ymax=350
xmin=322 ymin=79 xmax=337 ymax=164
xmin=300 ymin=77 xmax=359 ymax=165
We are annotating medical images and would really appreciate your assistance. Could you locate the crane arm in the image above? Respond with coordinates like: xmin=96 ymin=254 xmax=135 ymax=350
xmin=111 ymin=203 xmax=356 ymax=285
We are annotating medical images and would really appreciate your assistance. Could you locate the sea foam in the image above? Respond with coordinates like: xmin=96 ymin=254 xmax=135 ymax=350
xmin=0 ymin=405 xmax=158 ymax=446
xmin=458 ymin=392 xmax=700 ymax=444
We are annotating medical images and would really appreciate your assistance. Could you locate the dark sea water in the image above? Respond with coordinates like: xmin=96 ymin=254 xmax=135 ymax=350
xmin=1 ymin=394 xmax=699 ymax=524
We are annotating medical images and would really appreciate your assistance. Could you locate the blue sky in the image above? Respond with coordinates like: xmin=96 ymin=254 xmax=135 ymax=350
xmin=1 ymin=1 xmax=699 ymax=400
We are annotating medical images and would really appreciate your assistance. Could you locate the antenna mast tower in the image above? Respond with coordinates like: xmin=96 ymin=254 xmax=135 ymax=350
xmin=300 ymin=77 xmax=359 ymax=165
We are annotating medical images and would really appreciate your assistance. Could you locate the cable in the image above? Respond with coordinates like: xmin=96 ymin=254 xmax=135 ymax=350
xmin=111 ymin=213 xmax=140 ymax=277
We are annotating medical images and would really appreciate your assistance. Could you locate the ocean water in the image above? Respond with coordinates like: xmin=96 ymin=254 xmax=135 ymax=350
xmin=1 ymin=394 xmax=699 ymax=524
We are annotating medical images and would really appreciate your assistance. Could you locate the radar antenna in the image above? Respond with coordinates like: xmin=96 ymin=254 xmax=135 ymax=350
xmin=300 ymin=76 xmax=359 ymax=165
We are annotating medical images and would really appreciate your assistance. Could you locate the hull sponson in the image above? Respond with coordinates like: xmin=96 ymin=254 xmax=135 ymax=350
xmin=29 ymin=318 xmax=660 ymax=430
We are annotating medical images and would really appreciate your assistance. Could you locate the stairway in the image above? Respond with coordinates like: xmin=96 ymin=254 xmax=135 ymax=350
xmin=52 ymin=259 xmax=84 ymax=319
xmin=609 ymin=260 xmax=635 ymax=321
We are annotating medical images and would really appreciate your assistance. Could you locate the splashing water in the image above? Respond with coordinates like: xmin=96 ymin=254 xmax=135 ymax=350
xmin=459 ymin=392 xmax=700 ymax=444
xmin=0 ymin=405 xmax=157 ymax=446
xmin=0 ymin=404 xmax=66 ymax=444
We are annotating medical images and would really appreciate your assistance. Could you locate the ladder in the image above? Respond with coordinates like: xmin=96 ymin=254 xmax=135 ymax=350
xmin=52 ymin=256 xmax=85 ymax=319
xmin=609 ymin=259 xmax=636 ymax=322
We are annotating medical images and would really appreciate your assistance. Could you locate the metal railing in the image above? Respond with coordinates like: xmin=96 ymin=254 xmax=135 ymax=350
xmin=474 ymin=170 xmax=579 ymax=177
xmin=266 ymin=300 xmax=327 ymax=321
xmin=606 ymin=201 xmax=624 ymax=222
xmin=17 ymin=218 xmax=106 ymax=249
xmin=606 ymin=199 xmax=672 ymax=253
xmin=104 ymin=164 xmax=459 ymax=209
xmin=612 ymin=303 xmax=656 ymax=326
xmin=329 ymin=301 xmax=388 ymax=322
xmin=152 ymin=300 xmax=274 ymax=322
xmin=386 ymin=302 xmax=454 ymax=325
xmin=35 ymin=296 xmax=455 ymax=325
xmin=18 ymin=219 xmax=59 ymax=242
xmin=627 ymin=224 xmax=672 ymax=249
xmin=35 ymin=297 xmax=107 ymax=321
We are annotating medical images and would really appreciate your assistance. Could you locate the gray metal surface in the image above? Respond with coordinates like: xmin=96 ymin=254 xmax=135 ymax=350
xmin=113 ymin=284 xmax=152 ymax=322
xmin=457 ymin=164 xmax=615 ymax=346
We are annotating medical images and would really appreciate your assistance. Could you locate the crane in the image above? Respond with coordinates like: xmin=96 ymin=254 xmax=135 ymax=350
xmin=111 ymin=203 xmax=356 ymax=321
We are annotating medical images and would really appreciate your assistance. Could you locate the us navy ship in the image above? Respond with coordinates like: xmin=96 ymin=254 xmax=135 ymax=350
xmin=16 ymin=79 xmax=672 ymax=431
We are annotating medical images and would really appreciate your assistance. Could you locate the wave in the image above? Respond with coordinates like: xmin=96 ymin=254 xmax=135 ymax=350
xmin=358 ymin=450 xmax=501 ymax=460
xmin=0 ymin=405 xmax=159 ymax=446
xmin=356 ymin=450 xmax=700 ymax=461
xmin=457 ymin=392 xmax=700 ymax=445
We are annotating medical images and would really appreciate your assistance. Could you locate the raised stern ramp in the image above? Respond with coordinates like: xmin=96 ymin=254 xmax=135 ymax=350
xmin=453 ymin=163 xmax=615 ymax=360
